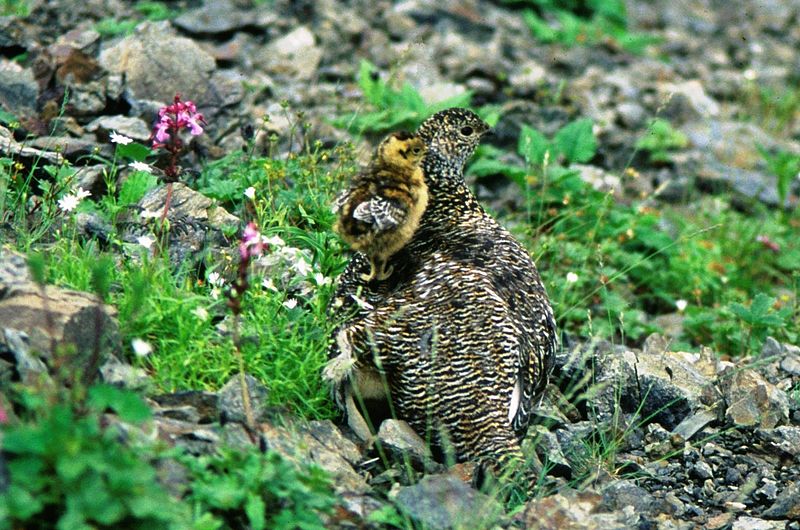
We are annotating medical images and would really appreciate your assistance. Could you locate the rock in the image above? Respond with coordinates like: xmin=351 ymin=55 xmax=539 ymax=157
xmin=732 ymin=516 xmax=788 ymax=530
xmin=151 ymin=390 xmax=219 ymax=423
xmin=85 ymin=115 xmax=152 ymax=142
xmin=671 ymin=408 xmax=717 ymax=441
xmin=0 ymin=125 xmax=63 ymax=165
xmin=99 ymin=354 xmax=151 ymax=390
xmin=0 ymin=264 xmax=120 ymax=381
xmin=722 ymin=368 xmax=789 ymax=429
xmin=155 ymin=416 xmax=220 ymax=455
xmin=756 ymin=426 xmax=800 ymax=461
xmin=616 ymin=102 xmax=646 ymax=128
xmin=137 ymin=183 xmax=239 ymax=229
xmin=377 ymin=419 xmax=432 ymax=467
xmin=762 ymin=480 xmax=800 ymax=520
xmin=519 ymin=489 xmax=641 ymax=530
xmin=0 ymin=250 xmax=32 ymax=298
xmin=573 ymin=165 xmax=623 ymax=198
xmin=261 ymin=420 xmax=369 ymax=494
xmin=29 ymin=136 xmax=101 ymax=159
xmin=393 ymin=474 xmax=504 ymax=530
xmin=0 ymin=60 xmax=38 ymax=116
xmin=217 ymin=373 xmax=270 ymax=424
xmin=262 ymin=26 xmax=322 ymax=81
xmin=599 ymin=480 xmax=659 ymax=516
xmin=661 ymin=80 xmax=720 ymax=121
xmin=173 ymin=0 xmax=276 ymax=34
xmin=306 ymin=420 xmax=363 ymax=466
xmin=525 ymin=424 xmax=571 ymax=478
xmin=99 ymin=21 xmax=216 ymax=106
xmin=509 ymin=59 xmax=547 ymax=95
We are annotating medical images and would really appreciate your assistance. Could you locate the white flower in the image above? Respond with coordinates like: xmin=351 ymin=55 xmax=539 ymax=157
xmin=566 ymin=272 xmax=579 ymax=284
xmin=129 ymin=161 xmax=153 ymax=173
xmin=136 ymin=235 xmax=154 ymax=249
xmin=207 ymin=272 xmax=224 ymax=286
xmin=58 ymin=194 xmax=79 ymax=212
xmin=75 ymin=187 xmax=91 ymax=200
xmin=675 ymin=299 xmax=688 ymax=312
xmin=263 ymin=234 xmax=285 ymax=247
xmin=293 ymin=258 xmax=313 ymax=277
xmin=192 ymin=307 xmax=209 ymax=321
xmin=244 ymin=186 xmax=256 ymax=199
xmin=262 ymin=278 xmax=277 ymax=291
xmin=283 ymin=298 xmax=298 ymax=309
xmin=131 ymin=338 xmax=153 ymax=357
xmin=110 ymin=131 xmax=133 ymax=145
xmin=210 ymin=287 xmax=221 ymax=300
xmin=314 ymin=272 xmax=331 ymax=286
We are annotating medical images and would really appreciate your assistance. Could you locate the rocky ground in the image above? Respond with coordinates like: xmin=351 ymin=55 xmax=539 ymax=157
xmin=1 ymin=0 xmax=800 ymax=528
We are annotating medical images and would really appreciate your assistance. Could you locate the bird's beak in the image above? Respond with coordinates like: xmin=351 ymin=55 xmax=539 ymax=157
xmin=482 ymin=128 xmax=495 ymax=138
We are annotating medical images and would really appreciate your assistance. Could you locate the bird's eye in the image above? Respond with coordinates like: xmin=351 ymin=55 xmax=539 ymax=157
xmin=412 ymin=147 xmax=422 ymax=154
xmin=460 ymin=126 xmax=474 ymax=136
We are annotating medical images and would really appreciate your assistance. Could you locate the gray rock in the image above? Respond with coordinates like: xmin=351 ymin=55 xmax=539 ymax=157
xmin=520 ymin=489 xmax=641 ymax=530
xmin=306 ymin=420 xmax=363 ymax=466
xmin=261 ymin=420 xmax=369 ymax=494
xmin=0 ymin=250 xmax=32 ymax=299
xmin=0 ymin=125 xmax=63 ymax=165
xmin=671 ymin=408 xmax=717 ymax=441
xmin=99 ymin=21 xmax=216 ymax=106
xmin=217 ymin=373 xmax=270 ymax=424
xmin=262 ymin=26 xmax=322 ymax=81
xmin=0 ymin=60 xmax=38 ymax=115
xmin=616 ymin=102 xmax=646 ymax=128
xmin=573 ymin=165 xmax=623 ymax=198
xmin=721 ymin=368 xmax=789 ymax=429
xmin=67 ymin=79 xmax=107 ymax=116
xmin=394 ymin=474 xmax=504 ymax=530
xmin=377 ymin=418 xmax=432 ymax=466
xmin=732 ymin=516 xmax=787 ymax=530
xmin=99 ymin=354 xmax=150 ymax=390
xmin=155 ymin=416 xmax=220 ymax=455
xmin=761 ymin=480 xmax=800 ymax=520
xmin=151 ymin=390 xmax=218 ymax=423
xmin=174 ymin=0 xmax=276 ymax=34
xmin=600 ymin=480 xmax=659 ymax=516
xmin=29 ymin=136 xmax=100 ymax=159
xmin=757 ymin=426 xmax=800 ymax=461
xmin=86 ymin=115 xmax=151 ymax=142
xmin=509 ymin=60 xmax=548 ymax=95
xmin=525 ymin=424 xmax=571 ymax=477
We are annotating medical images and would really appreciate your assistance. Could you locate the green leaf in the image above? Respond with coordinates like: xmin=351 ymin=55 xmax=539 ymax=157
xmin=116 ymin=142 xmax=152 ymax=162
xmin=118 ymin=171 xmax=158 ymax=206
xmin=245 ymin=494 xmax=266 ymax=530
xmin=517 ymin=125 xmax=551 ymax=165
xmin=554 ymin=118 xmax=596 ymax=163
xmin=87 ymin=384 xmax=152 ymax=423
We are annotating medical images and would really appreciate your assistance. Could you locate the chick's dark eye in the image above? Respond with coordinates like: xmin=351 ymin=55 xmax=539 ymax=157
xmin=460 ymin=126 xmax=474 ymax=136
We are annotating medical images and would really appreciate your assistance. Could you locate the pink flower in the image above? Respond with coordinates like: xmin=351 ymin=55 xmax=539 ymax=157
xmin=239 ymin=222 xmax=266 ymax=259
xmin=152 ymin=94 xmax=205 ymax=148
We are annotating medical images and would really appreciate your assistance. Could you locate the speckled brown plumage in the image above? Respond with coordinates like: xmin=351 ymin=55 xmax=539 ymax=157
xmin=332 ymin=131 xmax=428 ymax=282
xmin=325 ymin=108 xmax=557 ymax=469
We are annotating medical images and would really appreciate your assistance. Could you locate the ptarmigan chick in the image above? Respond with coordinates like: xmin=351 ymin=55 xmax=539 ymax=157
xmin=333 ymin=131 xmax=428 ymax=282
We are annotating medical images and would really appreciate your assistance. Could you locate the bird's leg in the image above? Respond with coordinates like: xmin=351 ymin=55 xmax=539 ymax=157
xmin=375 ymin=259 xmax=394 ymax=281
xmin=359 ymin=259 xmax=378 ymax=283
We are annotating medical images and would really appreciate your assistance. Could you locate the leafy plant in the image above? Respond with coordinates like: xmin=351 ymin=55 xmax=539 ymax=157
xmin=0 ymin=386 xmax=188 ymax=528
xmin=335 ymin=60 xmax=474 ymax=134
xmin=635 ymin=118 xmax=688 ymax=163
xmin=0 ymin=0 xmax=29 ymax=16
xmin=181 ymin=448 xmax=336 ymax=530
xmin=757 ymin=145 xmax=800 ymax=208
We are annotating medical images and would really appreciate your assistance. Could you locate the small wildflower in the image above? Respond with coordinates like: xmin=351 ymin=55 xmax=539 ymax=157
xmin=110 ymin=131 xmax=133 ymax=145
xmin=314 ymin=272 xmax=331 ymax=286
xmin=207 ymin=271 xmax=224 ymax=286
xmin=244 ymin=186 xmax=256 ymax=200
xmin=136 ymin=235 xmax=154 ymax=249
xmin=293 ymin=258 xmax=313 ymax=277
xmin=131 ymin=338 xmax=153 ymax=357
xmin=152 ymin=95 xmax=206 ymax=149
xmin=566 ymin=272 xmax=579 ymax=284
xmin=263 ymin=234 xmax=285 ymax=247
xmin=756 ymin=234 xmax=780 ymax=253
xmin=283 ymin=298 xmax=298 ymax=309
xmin=57 ymin=187 xmax=90 ymax=212
xmin=192 ymin=307 xmax=209 ymax=321
xmin=210 ymin=287 xmax=221 ymax=300
xmin=675 ymin=299 xmax=688 ymax=312
xmin=129 ymin=161 xmax=153 ymax=173
xmin=262 ymin=278 xmax=277 ymax=291
xmin=239 ymin=222 xmax=266 ymax=259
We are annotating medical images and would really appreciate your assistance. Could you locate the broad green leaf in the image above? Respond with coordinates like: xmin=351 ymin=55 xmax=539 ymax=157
xmin=118 ymin=170 xmax=158 ymax=206
xmin=116 ymin=142 xmax=152 ymax=162
xmin=245 ymin=494 xmax=266 ymax=530
xmin=517 ymin=125 xmax=551 ymax=165
xmin=87 ymin=384 xmax=152 ymax=423
xmin=554 ymin=118 xmax=596 ymax=163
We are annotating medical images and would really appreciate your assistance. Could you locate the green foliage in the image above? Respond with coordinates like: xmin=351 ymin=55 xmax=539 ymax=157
xmin=94 ymin=1 xmax=179 ymax=36
xmin=335 ymin=59 xmax=473 ymax=134
xmin=181 ymin=448 xmax=336 ymax=530
xmin=758 ymin=145 xmax=800 ymax=208
xmin=740 ymin=82 xmax=800 ymax=135
xmin=517 ymin=0 xmax=659 ymax=54
xmin=635 ymin=118 xmax=688 ymax=163
xmin=0 ymin=0 xmax=30 ymax=16
xmin=0 ymin=389 xmax=187 ymax=528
